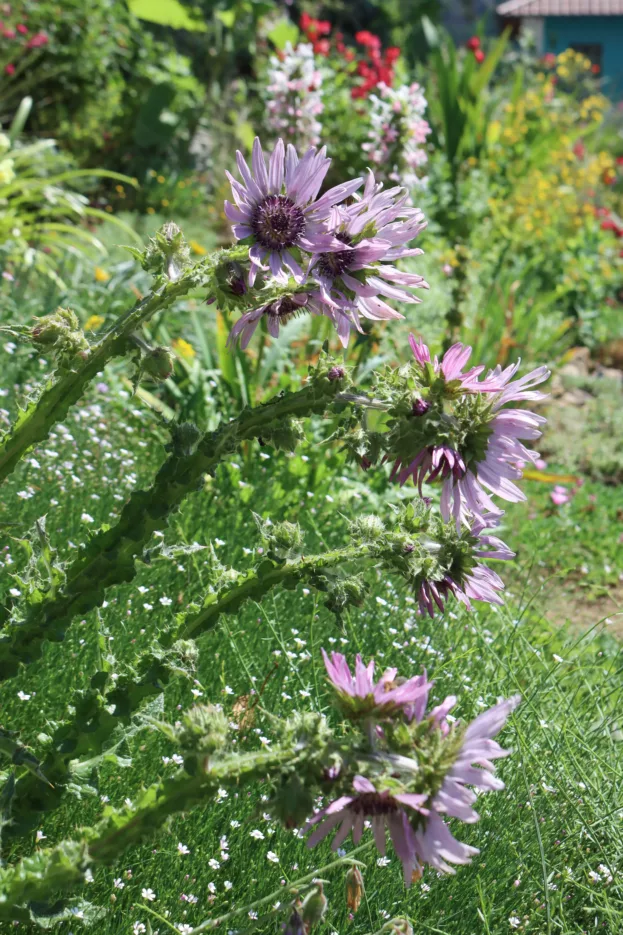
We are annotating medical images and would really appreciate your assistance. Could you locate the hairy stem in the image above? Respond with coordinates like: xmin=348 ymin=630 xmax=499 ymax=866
xmin=0 ymin=246 xmax=246 ymax=487
xmin=0 ymin=373 xmax=347 ymax=682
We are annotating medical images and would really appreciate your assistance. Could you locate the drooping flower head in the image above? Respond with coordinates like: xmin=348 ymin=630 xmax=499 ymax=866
xmin=227 ymin=293 xmax=309 ymax=349
xmin=386 ymin=335 xmax=550 ymax=525
xmin=308 ymin=663 xmax=521 ymax=883
xmin=322 ymin=649 xmax=431 ymax=719
xmin=413 ymin=512 xmax=513 ymax=618
xmin=225 ymin=137 xmax=362 ymax=287
xmin=305 ymin=171 xmax=428 ymax=346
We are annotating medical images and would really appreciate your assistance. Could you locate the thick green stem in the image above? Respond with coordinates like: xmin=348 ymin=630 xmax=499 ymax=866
xmin=0 ymin=746 xmax=302 ymax=919
xmin=0 ymin=373 xmax=347 ymax=682
xmin=180 ymin=543 xmax=373 ymax=640
xmin=7 ymin=541 xmax=371 ymax=834
xmin=0 ymin=246 xmax=246 ymax=487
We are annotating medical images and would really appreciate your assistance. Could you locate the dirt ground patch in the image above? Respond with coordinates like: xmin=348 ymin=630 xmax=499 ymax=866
xmin=543 ymin=581 xmax=623 ymax=636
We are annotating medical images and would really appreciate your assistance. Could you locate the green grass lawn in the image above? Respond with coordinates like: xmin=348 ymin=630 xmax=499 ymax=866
xmin=0 ymin=360 xmax=622 ymax=934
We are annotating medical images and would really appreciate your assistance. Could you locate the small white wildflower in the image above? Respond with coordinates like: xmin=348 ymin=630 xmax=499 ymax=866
xmin=552 ymin=654 xmax=564 ymax=663
xmin=588 ymin=870 xmax=602 ymax=884
xmin=160 ymin=595 xmax=173 ymax=606
xmin=376 ymin=857 xmax=391 ymax=867
xmin=17 ymin=691 xmax=31 ymax=701
xmin=266 ymin=851 xmax=279 ymax=863
xmin=178 ymin=842 xmax=190 ymax=855
xmin=9 ymin=588 xmax=21 ymax=597
xmin=230 ymin=820 xmax=240 ymax=828
xmin=133 ymin=923 xmax=146 ymax=935
xmin=508 ymin=917 xmax=521 ymax=929
xmin=36 ymin=829 xmax=46 ymax=841
xmin=208 ymin=858 xmax=220 ymax=870
xmin=224 ymin=880 xmax=233 ymax=890
xmin=141 ymin=888 xmax=156 ymax=901
xmin=81 ymin=512 xmax=94 ymax=524
xmin=250 ymin=830 xmax=265 ymax=840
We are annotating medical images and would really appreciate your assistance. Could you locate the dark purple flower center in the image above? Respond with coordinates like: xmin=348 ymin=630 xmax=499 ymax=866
xmin=316 ymin=232 xmax=353 ymax=280
xmin=427 ymin=446 xmax=467 ymax=483
xmin=351 ymin=792 xmax=398 ymax=816
xmin=266 ymin=294 xmax=308 ymax=323
xmin=250 ymin=194 xmax=306 ymax=251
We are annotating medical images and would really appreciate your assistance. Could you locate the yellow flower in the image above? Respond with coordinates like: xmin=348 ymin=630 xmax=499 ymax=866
xmin=85 ymin=314 xmax=105 ymax=331
xmin=172 ymin=338 xmax=195 ymax=360
xmin=94 ymin=267 xmax=110 ymax=283
xmin=189 ymin=240 xmax=207 ymax=256
xmin=146 ymin=206 xmax=155 ymax=215
xmin=177 ymin=180 xmax=186 ymax=189
xmin=157 ymin=175 xmax=166 ymax=184
xmin=161 ymin=198 xmax=170 ymax=207
xmin=149 ymin=169 xmax=157 ymax=178
xmin=115 ymin=184 xmax=125 ymax=194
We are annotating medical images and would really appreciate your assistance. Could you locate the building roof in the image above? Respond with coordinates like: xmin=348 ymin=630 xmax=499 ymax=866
xmin=497 ymin=0 xmax=623 ymax=14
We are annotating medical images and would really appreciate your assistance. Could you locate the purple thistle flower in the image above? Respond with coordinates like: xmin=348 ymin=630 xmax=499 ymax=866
xmin=322 ymin=649 xmax=431 ymax=718
xmin=307 ymin=775 xmax=429 ymax=885
xmin=415 ymin=514 xmax=513 ymax=618
xmin=225 ymin=137 xmax=362 ymax=287
xmin=227 ymin=293 xmax=309 ymax=349
xmin=306 ymin=172 xmax=428 ymax=347
xmin=306 ymin=680 xmax=521 ymax=883
xmin=392 ymin=336 xmax=550 ymax=526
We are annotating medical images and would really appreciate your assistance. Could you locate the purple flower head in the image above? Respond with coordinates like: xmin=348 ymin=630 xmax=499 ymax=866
xmin=414 ymin=513 xmax=513 ymax=618
xmin=307 ymin=775 xmax=429 ymax=885
xmin=225 ymin=137 xmax=362 ymax=287
xmin=306 ymin=691 xmax=521 ymax=883
xmin=389 ymin=337 xmax=550 ymax=526
xmin=322 ymin=649 xmax=431 ymax=719
xmin=228 ymin=293 xmax=308 ymax=349
xmin=306 ymin=172 xmax=428 ymax=347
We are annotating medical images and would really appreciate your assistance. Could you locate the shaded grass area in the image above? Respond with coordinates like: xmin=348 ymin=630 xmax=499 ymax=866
xmin=0 ymin=372 xmax=622 ymax=934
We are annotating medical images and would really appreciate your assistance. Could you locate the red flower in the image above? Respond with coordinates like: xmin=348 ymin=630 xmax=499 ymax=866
xmin=300 ymin=12 xmax=312 ymax=31
xmin=313 ymin=38 xmax=330 ymax=56
xmin=2 ymin=27 xmax=15 ymax=38
xmin=344 ymin=49 xmax=355 ymax=62
xmin=591 ymin=63 xmax=600 ymax=74
xmin=601 ymin=219 xmax=617 ymax=231
xmin=16 ymin=23 xmax=27 ymax=34
xmin=316 ymin=19 xmax=331 ymax=35
xmin=573 ymin=141 xmax=585 ymax=159
xmin=355 ymin=30 xmax=381 ymax=50
xmin=466 ymin=36 xmax=480 ymax=50
xmin=336 ymin=40 xmax=345 ymax=53
xmin=25 ymin=30 xmax=48 ymax=49
xmin=616 ymin=156 xmax=623 ymax=166
xmin=385 ymin=46 xmax=401 ymax=64
xmin=474 ymin=49 xmax=485 ymax=63
xmin=4 ymin=62 xmax=15 ymax=75
xmin=541 ymin=52 xmax=556 ymax=67
xmin=357 ymin=61 xmax=371 ymax=78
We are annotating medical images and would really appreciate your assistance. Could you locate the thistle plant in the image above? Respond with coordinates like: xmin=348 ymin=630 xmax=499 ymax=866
xmin=0 ymin=136 xmax=547 ymax=928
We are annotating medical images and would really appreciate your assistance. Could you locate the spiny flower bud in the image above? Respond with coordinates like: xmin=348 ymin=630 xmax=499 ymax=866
xmin=350 ymin=514 xmax=386 ymax=542
xmin=140 ymin=346 xmax=175 ymax=382
xmin=30 ymin=307 xmax=89 ymax=362
xmin=301 ymin=883 xmax=327 ymax=931
xmin=345 ymin=865 xmax=364 ymax=913
xmin=143 ymin=222 xmax=191 ymax=281
xmin=176 ymin=703 xmax=228 ymax=755
xmin=327 ymin=365 xmax=346 ymax=381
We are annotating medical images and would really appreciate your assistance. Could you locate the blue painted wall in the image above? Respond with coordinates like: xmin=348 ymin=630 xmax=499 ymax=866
xmin=544 ymin=16 xmax=623 ymax=95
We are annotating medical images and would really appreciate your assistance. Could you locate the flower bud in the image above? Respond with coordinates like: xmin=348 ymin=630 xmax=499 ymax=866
xmin=345 ymin=865 xmax=363 ymax=913
xmin=142 ymin=222 xmax=191 ymax=281
xmin=176 ymin=703 xmax=228 ymax=755
xmin=301 ymin=883 xmax=327 ymax=931
xmin=327 ymin=365 xmax=346 ymax=381
xmin=140 ymin=346 xmax=175 ymax=382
